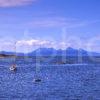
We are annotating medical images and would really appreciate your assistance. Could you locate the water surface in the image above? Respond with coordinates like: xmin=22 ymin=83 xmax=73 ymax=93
xmin=0 ymin=59 xmax=100 ymax=100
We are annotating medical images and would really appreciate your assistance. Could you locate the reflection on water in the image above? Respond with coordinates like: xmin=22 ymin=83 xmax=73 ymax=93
xmin=0 ymin=59 xmax=100 ymax=99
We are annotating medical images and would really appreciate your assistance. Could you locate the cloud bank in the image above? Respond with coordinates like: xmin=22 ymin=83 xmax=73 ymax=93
xmin=0 ymin=38 xmax=99 ymax=53
xmin=0 ymin=0 xmax=36 ymax=7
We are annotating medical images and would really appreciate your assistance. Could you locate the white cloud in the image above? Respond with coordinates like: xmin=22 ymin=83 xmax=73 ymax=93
xmin=0 ymin=38 xmax=55 ymax=52
xmin=0 ymin=38 xmax=99 ymax=53
xmin=0 ymin=40 xmax=15 ymax=52
xmin=16 ymin=39 xmax=55 ymax=52
xmin=0 ymin=39 xmax=64 ymax=52
xmin=0 ymin=0 xmax=36 ymax=7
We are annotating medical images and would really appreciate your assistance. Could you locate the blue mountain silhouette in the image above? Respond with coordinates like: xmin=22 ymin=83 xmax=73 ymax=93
xmin=0 ymin=47 xmax=100 ymax=56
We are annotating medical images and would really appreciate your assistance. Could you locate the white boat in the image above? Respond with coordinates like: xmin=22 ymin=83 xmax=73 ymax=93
xmin=10 ymin=42 xmax=17 ymax=71
xmin=9 ymin=67 xmax=16 ymax=71
xmin=9 ymin=65 xmax=17 ymax=71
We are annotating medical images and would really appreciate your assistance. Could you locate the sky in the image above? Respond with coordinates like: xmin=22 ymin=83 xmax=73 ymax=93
xmin=0 ymin=0 xmax=100 ymax=53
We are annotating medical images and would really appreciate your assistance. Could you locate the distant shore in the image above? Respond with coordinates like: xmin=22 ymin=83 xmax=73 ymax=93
xmin=0 ymin=54 xmax=15 ymax=58
xmin=0 ymin=54 xmax=100 ymax=64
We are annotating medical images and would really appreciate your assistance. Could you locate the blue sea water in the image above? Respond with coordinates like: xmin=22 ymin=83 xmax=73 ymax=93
xmin=0 ymin=59 xmax=100 ymax=100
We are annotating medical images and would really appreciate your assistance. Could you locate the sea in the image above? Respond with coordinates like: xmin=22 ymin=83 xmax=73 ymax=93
xmin=0 ymin=58 xmax=100 ymax=100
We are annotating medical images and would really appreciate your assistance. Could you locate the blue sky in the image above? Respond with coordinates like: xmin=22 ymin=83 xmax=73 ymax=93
xmin=0 ymin=0 xmax=100 ymax=52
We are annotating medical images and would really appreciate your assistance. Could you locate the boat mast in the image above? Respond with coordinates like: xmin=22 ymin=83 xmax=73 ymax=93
xmin=14 ymin=41 xmax=16 ymax=65
xmin=34 ymin=44 xmax=41 ymax=82
xmin=10 ymin=41 xmax=17 ymax=71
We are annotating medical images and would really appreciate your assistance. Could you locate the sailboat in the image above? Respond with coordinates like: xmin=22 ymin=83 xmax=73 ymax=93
xmin=9 ymin=64 xmax=16 ymax=71
xmin=33 ymin=49 xmax=41 ymax=83
xmin=10 ymin=42 xmax=17 ymax=71
xmin=33 ymin=62 xmax=42 ymax=83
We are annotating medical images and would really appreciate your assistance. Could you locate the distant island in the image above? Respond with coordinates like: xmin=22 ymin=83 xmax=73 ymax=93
xmin=0 ymin=47 xmax=100 ymax=64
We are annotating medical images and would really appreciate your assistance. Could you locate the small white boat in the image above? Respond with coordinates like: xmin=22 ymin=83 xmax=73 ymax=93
xmin=9 ymin=65 xmax=17 ymax=71
xmin=10 ymin=42 xmax=17 ymax=71
xmin=9 ymin=67 xmax=16 ymax=71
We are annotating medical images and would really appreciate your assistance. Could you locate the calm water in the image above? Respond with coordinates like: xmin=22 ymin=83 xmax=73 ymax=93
xmin=0 ymin=59 xmax=100 ymax=100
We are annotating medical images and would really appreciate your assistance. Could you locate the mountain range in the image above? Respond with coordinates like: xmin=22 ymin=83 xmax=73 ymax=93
xmin=0 ymin=47 xmax=100 ymax=57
